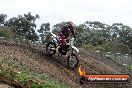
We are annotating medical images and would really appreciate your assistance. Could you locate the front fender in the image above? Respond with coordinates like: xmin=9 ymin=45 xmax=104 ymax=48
xmin=71 ymin=46 xmax=79 ymax=53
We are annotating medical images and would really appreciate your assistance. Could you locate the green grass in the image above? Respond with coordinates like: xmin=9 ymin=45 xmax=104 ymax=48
xmin=0 ymin=57 xmax=69 ymax=88
xmin=126 ymin=65 xmax=132 ymax=71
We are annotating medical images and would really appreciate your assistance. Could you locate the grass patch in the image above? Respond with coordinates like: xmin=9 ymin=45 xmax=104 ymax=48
xmin=0 ymin=57 xmax=69 ymax=88
xmin=126 ymin=65 xmax=132 ymax=71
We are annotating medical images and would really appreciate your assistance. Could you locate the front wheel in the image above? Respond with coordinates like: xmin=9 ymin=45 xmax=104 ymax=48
xmin=67 ymin=53 xmax=79 ymax=69
xmin=46 ymin=42 xmax=56 ymax=56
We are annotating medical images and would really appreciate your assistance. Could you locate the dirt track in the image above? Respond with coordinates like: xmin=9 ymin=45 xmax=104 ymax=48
xmin=0 ymin=42 xmax=131 ymax=88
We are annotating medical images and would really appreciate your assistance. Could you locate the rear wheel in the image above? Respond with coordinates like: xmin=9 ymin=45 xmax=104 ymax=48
xmin=67 ymin=53 xmax=79 ymax=69
xmin=46 ymin=42 xmax=56 ymax=56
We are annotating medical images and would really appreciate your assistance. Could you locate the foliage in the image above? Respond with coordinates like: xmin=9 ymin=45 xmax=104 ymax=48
xmin=100 ymin=40 xmax=131 ymax=54
xmin=5 ymin=12 xmax=39 ymax=41
xmin=0 ymin=26 xmax=15 ymax=38
xmin=74 ymin=21 xmax=132 ymax=54
xmin=126 ymin=65 xmax=132 ymax=70
xmin=0 ymin=14 xmax=7 ymax=26
xmin=37 ymin=23 xmax=50 ymax=44
xmin=111 ymin=23 xmax=132 ymax=52
xmin=74 ymin=21 xmax=111 ymax=47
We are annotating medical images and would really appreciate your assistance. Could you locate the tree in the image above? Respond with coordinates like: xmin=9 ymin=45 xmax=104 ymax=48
xmin=111 ymin=23 xmax=132 ymax=53
xmin=5 ymin=12 xmax=39 ymax=41
xmin=0 ymin=14 xmax=7 ymax=26
xmin=37 ymin=23 xmax=50 ymax=44
xmin=82 ymin=21 xmax=110 ymax=46
xmin=100 ymin=40 xmax=131 ymax=54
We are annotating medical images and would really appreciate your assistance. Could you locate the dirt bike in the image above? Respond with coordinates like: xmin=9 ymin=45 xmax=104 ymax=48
xmin=46 ymin=30 xmax=79 ymax=69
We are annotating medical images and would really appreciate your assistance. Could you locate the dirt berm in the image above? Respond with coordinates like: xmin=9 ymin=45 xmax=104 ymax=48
xmin=0 ymin=42 xmax=131 ymax=88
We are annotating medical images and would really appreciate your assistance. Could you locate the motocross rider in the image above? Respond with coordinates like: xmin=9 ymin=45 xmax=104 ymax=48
xmin=58 ymin=21 xmax=76 ymax=55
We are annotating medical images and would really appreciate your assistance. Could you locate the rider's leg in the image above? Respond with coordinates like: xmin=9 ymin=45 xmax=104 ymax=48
xmin=59 ymin=35 xmax=68 ymax=55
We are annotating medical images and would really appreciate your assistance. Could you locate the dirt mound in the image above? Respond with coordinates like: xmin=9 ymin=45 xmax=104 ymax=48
xmin=0 ymin=42 xmax=131 ymax=88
